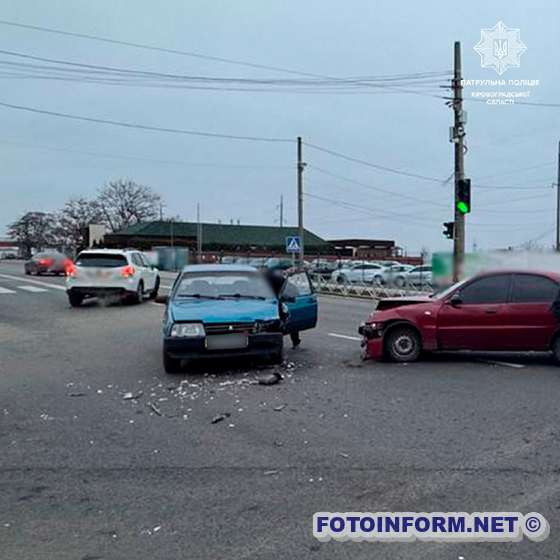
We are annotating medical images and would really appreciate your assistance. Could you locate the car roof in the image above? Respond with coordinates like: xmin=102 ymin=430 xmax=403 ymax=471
xmin=475 ymin=269 xmax=560 ymax=281
xmin=78 ymin=249 xmax=134 ymax=255
xmin=181 ymin=264 xmax=258 ymax=273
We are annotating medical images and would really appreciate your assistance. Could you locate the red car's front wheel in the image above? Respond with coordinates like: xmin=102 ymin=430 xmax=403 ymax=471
xmin=385 ymin=326 xmax=422 ymax=362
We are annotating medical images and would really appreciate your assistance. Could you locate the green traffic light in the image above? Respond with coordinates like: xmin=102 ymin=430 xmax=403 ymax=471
xmin=457 ymin=201 xmax=470 ymax=214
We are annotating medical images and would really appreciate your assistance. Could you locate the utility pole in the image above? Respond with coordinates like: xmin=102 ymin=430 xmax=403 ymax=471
xmin=196 ymin=203 xmax=202 ymax=261
xmin=556 ymin=141 xmax=560 ymax=251
xmin=452 ymin=41 xmax=466 ymax=282
xmin=279 ymin=195 xmax=284 ymax=228
xmin=297 ymin=137 xmax=305 ymax=265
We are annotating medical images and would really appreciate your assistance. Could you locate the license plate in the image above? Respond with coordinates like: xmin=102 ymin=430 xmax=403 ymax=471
xmin=206 ymin=334 xmax=248 ymax=350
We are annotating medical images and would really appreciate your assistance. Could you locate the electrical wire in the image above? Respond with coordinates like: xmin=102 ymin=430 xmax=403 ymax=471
xmin=0 ymin=138 xmax=291 ymax=168
xmin=0 ymin=100 xmax=294 ymax=143
xmin=308 ymin=165 xmax=448 ymax=208
xmin=304 ymin=142 xmax=447 ymax=183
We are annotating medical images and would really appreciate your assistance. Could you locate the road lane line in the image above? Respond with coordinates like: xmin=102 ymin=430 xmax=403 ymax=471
xmin=17 ymin=285 xmax=49 ymax=293
xmin=0 ymin=286 xmax=16 ymax=294
xmin=0 ymin=273 xmax=66 ymax=291
xmin=328 ymin=332 xmax=361 ymax=341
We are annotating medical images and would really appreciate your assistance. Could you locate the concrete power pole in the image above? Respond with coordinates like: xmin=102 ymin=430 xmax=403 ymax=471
xmin=452 ymin=41 xmax=466 ymax=282
xmin=556 ymin=141 xmax=560 ymax=251
xmin=297 ymin=137 xmax=305 ymax=265
xmin=196 ymin=203 xmax=202 ymax=261
xmin=279 ymin=195 xmax=284 ymax=228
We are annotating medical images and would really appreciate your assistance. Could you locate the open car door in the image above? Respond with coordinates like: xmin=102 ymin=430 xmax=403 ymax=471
xmin=280 ymin=271 xmax=318 ymax=334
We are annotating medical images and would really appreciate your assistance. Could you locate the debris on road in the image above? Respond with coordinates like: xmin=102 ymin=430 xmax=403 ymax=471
xmin=147 ymin=402 xmax=162 ymax=416
xmin=211 ymin=412 xmax=231 ymax=424
xmin=338 ymin=452 xmax=350 ymax=459
xmin=123 ymin=391 xmax=143 ymax=400
xmin=264 ymin=470 xmax=279 ymax=476
xmin=258 ymin=371 xmax=283 ymax=386
xmin=273 ymin=404 xmax=286 ymax=411
xmin=68 ymin=392 xmax=87 ymax=397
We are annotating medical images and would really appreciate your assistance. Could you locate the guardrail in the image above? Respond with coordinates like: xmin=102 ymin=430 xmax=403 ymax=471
xmin=309 ymin=274 xmax=432 ymax=299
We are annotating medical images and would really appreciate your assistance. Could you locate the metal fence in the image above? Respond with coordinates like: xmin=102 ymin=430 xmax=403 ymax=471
xmin=309 ymin=274 xmax=432 ymax=299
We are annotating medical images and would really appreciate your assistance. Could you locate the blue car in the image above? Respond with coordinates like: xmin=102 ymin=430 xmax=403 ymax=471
xmin=160 ymin=264 xmax=318 ymax=372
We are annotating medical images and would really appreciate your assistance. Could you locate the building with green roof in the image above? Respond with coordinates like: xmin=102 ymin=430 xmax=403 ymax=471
xmin=103 ymin=221 xmax=330 ymax=255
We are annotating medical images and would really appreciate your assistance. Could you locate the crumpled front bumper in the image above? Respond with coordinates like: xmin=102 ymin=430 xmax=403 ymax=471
xmin=358 ymin=322 xmax=384 ymax=360
xmin=164 ymin=332 xmax=283 ymax=360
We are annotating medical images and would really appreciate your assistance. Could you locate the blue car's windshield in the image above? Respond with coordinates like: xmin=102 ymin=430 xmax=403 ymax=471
xmin=175 ymin=271 xmax=275 ymax=300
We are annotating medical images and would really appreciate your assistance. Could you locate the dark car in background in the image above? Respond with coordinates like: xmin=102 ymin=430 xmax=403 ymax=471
xmin=359 ymin=270 xmax=560 ymax=362
xmin=24 ymin=251 xmax=71 ymax=276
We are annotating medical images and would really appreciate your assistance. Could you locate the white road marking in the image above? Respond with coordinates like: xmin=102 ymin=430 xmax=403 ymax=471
xmin=18 ymin=285 xmax=48 ymax=293
xmin=328 ymin=332 xmax=361 ymax=341
xmin=0 ymin=273 xmax=66 ymax=291
xmin=0 ymin=286 xmax=16 ymax=294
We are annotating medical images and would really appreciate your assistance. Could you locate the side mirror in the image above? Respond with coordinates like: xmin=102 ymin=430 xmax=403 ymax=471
xmin=448 ymin=293 xmax=462 ymax=306
xmin=155 ymin=294 xmax=169 ymax=304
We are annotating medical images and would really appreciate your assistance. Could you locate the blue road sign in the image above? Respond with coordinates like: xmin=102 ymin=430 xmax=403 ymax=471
xmin=286 ymin=236 xmax=302 ymax=253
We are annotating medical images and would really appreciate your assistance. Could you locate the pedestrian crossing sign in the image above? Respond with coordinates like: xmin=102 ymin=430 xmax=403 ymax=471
xmin=286 ymin=236 xmax=302 ymax=253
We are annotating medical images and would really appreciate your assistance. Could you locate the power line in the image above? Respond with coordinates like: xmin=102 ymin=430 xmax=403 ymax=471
xmin=0 ymin=19 xmax=321 ymax=77
xmin=475 ymin=182 xmax=553 ymax=191
xmin=0 ymin=19 xmax=452 ymax=87
xmin=308 ymin=165 xmax=448 ymax=208
xmin=304 ymin=191 xmax=442 ymax=225
xmin=0 ymin=48 xmax=449 ymax=88
xmin=304 ymin=142 xmax=448 ymax=183
xmin=0 ymin=138 xmax=291 ymax=168
xmin=0 ymin=100 xmax=294 ymax=143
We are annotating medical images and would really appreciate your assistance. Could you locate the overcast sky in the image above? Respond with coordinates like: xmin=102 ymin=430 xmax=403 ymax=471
xmin=1 ymin=0 xmax=559 ymax=254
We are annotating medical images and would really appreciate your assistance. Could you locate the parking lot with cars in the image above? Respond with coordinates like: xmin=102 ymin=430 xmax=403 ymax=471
xmin=3 ymin=258 xmax=560 ymax=559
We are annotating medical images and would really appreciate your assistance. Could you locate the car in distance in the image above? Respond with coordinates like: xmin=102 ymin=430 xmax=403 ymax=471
xmin=66 ymin=249 xmax=160 ymax=307
xmin=308 ymin=259 xmax=338 ymax=278
xmin=24 ymin=251 xmax=71 ymax=276
xmin=359 ymin=270 xmax=560 ymax=362
xmin=159 ymin=264 xmax=318 ymax=373
xmin=264 ymin=257 xmax=294 ymax=271
xmin=380 ymin=264 xmax=415 ymax=287
xmin=331 ymin=262 xmax=387 ymax=285
xmin=405 ymin=265 xmax=433 ymax=288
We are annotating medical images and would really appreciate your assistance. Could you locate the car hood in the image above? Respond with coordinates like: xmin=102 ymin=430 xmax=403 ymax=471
xmin=169 ymin=298 xmax=279 ymax=323
xmin=375 ymin=296 xmax=432 ymax=311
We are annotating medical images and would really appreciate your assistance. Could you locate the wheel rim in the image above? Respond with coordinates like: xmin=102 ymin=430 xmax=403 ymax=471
xmin=393 ymin=334 xmax=415 ymax=356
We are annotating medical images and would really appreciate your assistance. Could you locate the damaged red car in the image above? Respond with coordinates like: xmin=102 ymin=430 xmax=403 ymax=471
xmin=359 ymin=270 xmax=560 ymax=362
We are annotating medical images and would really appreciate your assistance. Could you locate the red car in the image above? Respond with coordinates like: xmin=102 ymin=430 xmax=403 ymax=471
xmin=24 ymin=251 xmax=72 ymax=276
xmin=359 ymin=270 xmax=560 ymax=362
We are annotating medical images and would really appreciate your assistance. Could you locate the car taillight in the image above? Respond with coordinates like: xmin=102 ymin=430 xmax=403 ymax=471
xmin=38 ymin=258 xmax=53 ymax=266
xmin=121 ymin=265 xmax=135 ymax=277
xmin=65 ymin=262 xmax=77 ymax=277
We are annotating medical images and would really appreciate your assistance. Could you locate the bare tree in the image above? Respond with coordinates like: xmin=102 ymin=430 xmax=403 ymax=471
xmin=55 ymin=197 xmax=104 ymax=253
xmin=7 ymin=212 xmax=57 ymax=257
xmin=97 ymin=179 xmax=162 ymax=232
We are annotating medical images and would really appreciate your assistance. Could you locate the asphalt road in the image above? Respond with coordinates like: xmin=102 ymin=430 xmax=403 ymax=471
xmin=1 ymin=260 xmax=560 ymax=559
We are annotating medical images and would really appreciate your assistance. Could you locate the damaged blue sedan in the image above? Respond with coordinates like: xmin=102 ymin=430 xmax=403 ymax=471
xmin=159 ymin=264 xmax=317 ymax=373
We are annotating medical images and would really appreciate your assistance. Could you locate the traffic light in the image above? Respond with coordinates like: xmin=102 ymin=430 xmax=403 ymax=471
xmin=443 ymin=221 xmax=454 ymax=239
xmin=457 ymin=178 xmax=471 ymax=214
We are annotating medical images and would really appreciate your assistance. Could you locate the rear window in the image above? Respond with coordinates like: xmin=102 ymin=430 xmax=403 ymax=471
xmin=75 ymin=253 xmax=128 ymax=268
